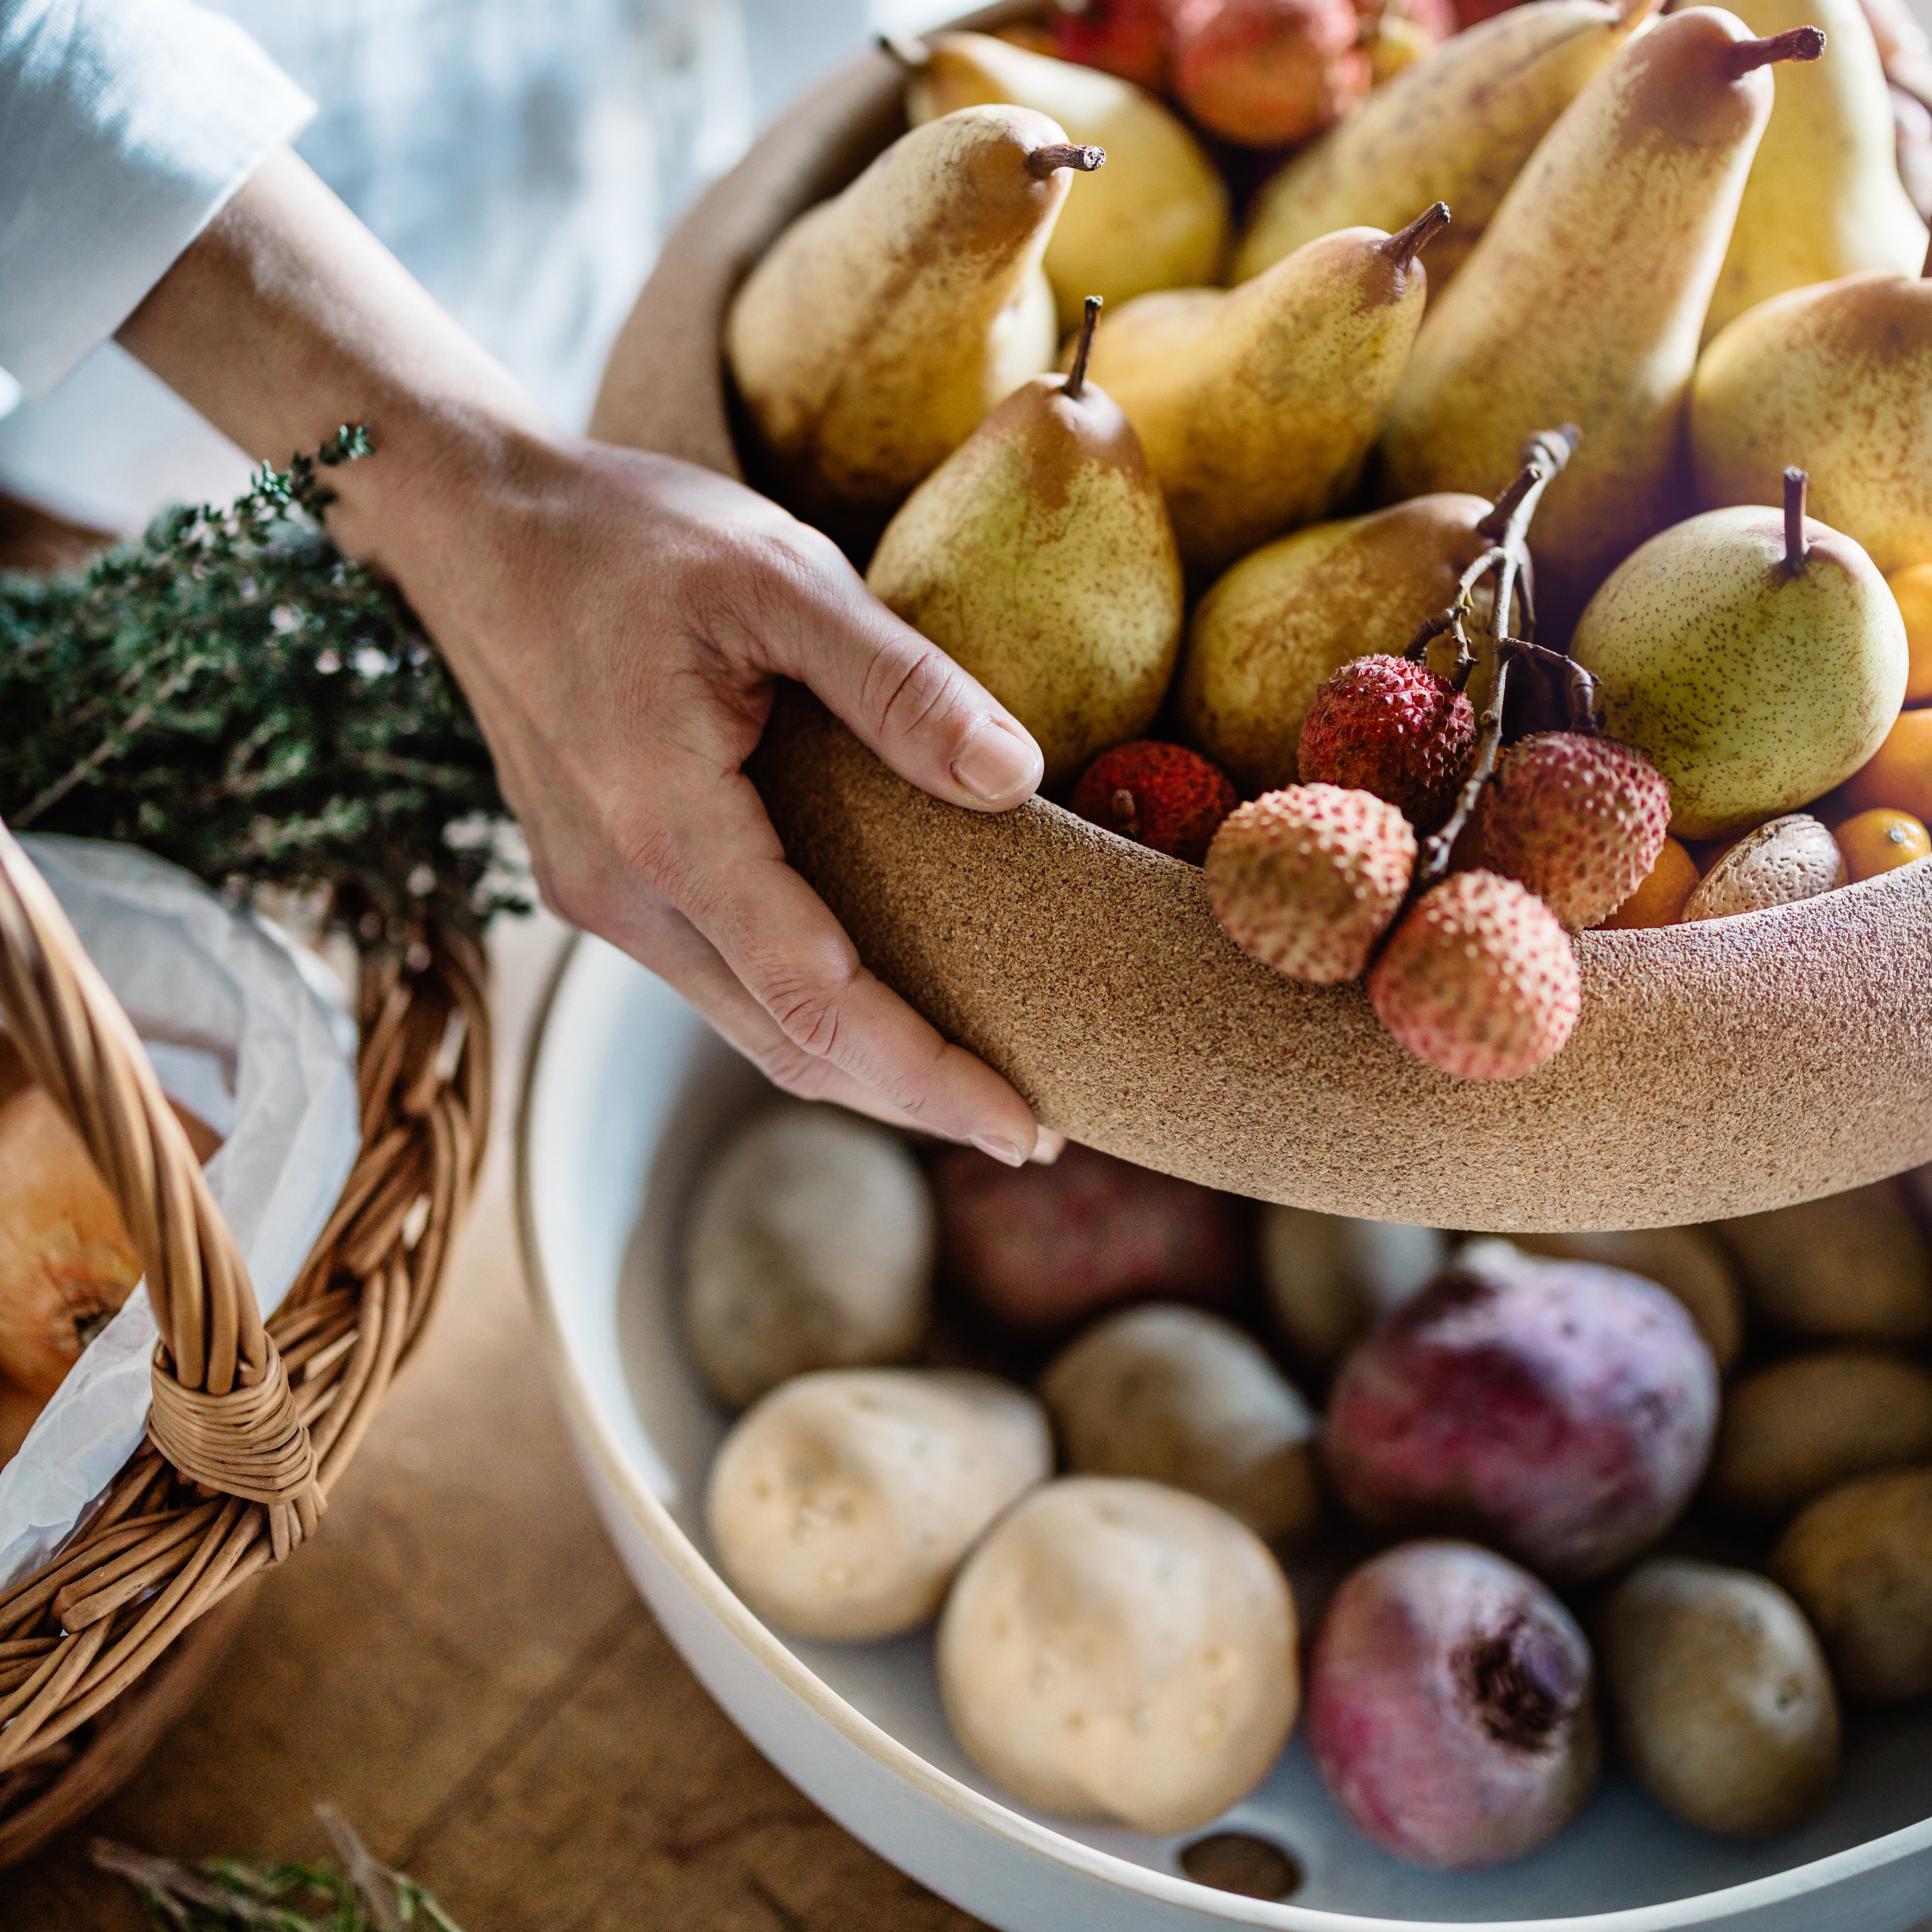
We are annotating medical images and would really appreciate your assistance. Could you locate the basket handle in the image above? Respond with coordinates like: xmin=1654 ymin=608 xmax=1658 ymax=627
xmin=0 ymin=822 xmax=321 ymax=1554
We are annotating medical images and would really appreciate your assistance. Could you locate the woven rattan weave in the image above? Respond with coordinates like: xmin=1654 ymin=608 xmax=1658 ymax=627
xmin=0 ymin=821 xmax=489 ymax=1864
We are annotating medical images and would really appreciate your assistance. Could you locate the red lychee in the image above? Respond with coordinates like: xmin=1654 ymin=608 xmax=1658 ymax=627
xmin=1206 ymin=784 xmax=1417 ymax=985
xmin=1052 ymin=0 xmax=1180 ymax=89
xmin=1481 ymin=733 xmax=1672 ymax=930
xmin=1070 ymin=740 xmax=1239 ymax=864
xmin=1368 ymin=869 xmax=1580 ymax=1080
xmin=1297 ymin=654 xmax=1477 ymax=834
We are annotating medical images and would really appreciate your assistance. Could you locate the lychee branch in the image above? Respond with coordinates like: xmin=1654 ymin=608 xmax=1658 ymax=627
xmin=1405 ymin=426 xmax=1582 ymax=894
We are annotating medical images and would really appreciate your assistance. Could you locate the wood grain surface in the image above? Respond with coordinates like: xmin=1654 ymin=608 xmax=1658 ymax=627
xmin=3 ymin=913 xmax=985 ymax=1932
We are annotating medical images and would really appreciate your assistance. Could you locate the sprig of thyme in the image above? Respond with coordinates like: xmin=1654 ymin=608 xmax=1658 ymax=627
xmin=0 ymin=429 xmax=518 ymax=944
xmin=92 ymin=1808 xmax=465 ymax=1932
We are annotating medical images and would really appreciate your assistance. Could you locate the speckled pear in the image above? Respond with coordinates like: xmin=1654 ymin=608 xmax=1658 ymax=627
xmin=725 ymin=107 xmax=1094 ymax=543
xmin=900 ymin=32 xmax=1229 ymax=333
xmin=1571 ymin=477 xmax=1907 ymax=837
xmin=1702 ymin=0 xmax=1925 ymax=345
xmin=1377 ymin=9 xmax=1820 ymax=635
xmin=1693 ymin=261 xmax=1932 ymax=576
xmin=1081 ymin=204 xmax=1449 ymax=578
xmin=1235 ymin=0 xmax=1660 ymax=294
xmin=1179 ymin=493 xmax=1496 ymax=796
xmin=866 ymin=304 xmax=1184 ymax=790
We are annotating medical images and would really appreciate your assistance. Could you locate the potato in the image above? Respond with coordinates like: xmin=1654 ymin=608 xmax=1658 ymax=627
xmin=1258 ymin=1205 xmax=1443 ymax=1372
xmin=1512 ymin=1227 xmax=1744 ymax=1374
xmin=683 ymin=1103 xmax=935 ymax=1409
xmin=937 ymin=1477 xmax=1298 ymax=1835
xmin=1598 ymin=1558 xmax=1839 ymax=1838
xmin=1718 ymin=1184 xmax=1932 ymax=1344
xmin=1707 ymin=1348 xmax=1932 ymax=1524
xmin=1039 ymin=1305 xmax=1320 ymax=1543
xmin=705 ymin=1368 xmax=1047 ymax=1641
xmin=1771 ymin=1465 xmax=1932 ymax=1703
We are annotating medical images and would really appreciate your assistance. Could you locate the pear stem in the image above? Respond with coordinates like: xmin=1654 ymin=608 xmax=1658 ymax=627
xmin=1402 ymin=427 xmax=1586 ymax=897
xmin=1785 ymin=467 xmax=1810 ymax=575
xmin=1063 ymin=296 xmax=1102 ymax=401
xmin=1384 ymin=202 xmax=1452 ymax=273
xmin=1028 ymin=143 xmax=1106 ymax=179
xmin=1725 ymin=25 xmax=1825 ymax=75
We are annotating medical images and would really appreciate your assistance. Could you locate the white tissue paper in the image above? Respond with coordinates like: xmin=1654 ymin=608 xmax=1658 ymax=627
xmin=0 ymin=836 xmax=361 ymax=1590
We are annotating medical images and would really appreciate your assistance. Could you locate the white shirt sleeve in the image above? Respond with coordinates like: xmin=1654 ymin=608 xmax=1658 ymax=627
xmin=0 ymin=0 xmax=314 ymax=399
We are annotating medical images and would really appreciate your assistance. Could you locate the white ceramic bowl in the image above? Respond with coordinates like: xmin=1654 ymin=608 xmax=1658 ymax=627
xmin=518 ymin=934 xmax=1932 ymax=1932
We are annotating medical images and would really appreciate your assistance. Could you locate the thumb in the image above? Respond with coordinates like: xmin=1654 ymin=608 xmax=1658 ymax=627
xmin=765 ymin=548 xmax=1046 ymax=813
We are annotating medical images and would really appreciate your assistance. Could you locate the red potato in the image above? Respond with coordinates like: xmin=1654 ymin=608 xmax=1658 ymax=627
xmin=1051 ymin=0 xmax=1183 ymax=89
xmin=931 ymin=1141 xmax=1245 ymax=1331
xmin=1325 ymin=1242 xmax=1719 ymax=1581
xmin=1305 ymin=1540 xmax=1598 ymax=1870
xmin=1172 ymin=0 xmax=1373 ymax=147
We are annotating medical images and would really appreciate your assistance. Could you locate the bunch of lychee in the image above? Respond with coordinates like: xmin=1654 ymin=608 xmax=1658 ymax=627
xmin=1202 ymin=652 xmax=1671 ymax=1081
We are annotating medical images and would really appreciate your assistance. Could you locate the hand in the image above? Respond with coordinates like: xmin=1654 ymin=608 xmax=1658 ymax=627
xmin=391 ymin=436 xmax=1057 ymax=1160
xmin=116 ymin=147 xmax=1062 ymax=1162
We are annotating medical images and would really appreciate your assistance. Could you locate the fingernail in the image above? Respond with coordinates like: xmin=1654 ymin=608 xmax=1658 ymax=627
xmin=1029 ymin=1128 xmax=1066 ymax=1166
xmin=953 ymin=720 xmax=1043 ymax=805
xmin=972 ymin=1133 xmax=1028 ymax=1168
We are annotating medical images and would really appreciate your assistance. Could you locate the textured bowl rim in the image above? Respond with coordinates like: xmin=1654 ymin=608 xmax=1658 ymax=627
xmin=515 ymin=932 xmax=1932 ymax=1931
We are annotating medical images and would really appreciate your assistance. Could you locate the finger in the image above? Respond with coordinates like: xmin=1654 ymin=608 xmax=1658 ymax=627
xmin=750 ymin=533 xmax=1046 ymax=814
xmin=1030 ymin=1127 xmax=1066 ymax=1166
xmin=659 ymin=777 xmax=1045 ymax=1164
xmin=606 ymin=892 xmax=1012 ymax=1142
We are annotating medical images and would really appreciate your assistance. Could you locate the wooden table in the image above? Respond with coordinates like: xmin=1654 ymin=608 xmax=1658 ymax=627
xmin=7 ymin=913 xmax=983 ymax=1931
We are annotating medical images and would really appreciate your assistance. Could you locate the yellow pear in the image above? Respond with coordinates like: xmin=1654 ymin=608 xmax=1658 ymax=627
xmin=866 ymin=304 xmax=1185 ymax=790
xmin=725 ymin=107 xmax=1097 ymax=543
xmin=1572 ymin=477 xmax=1907 ymax=837
xmin=1378 ymin=9 xmax=1819 ymax=635
xmin=1082 ymin=204 xmax=1450 ymax=579
xmin=899 ymin=31 xmax=1229 ymax=333
xmin=1178 ymin=493 xmax=1496 ymax=795
xmin=1235 ymin=0 xmax=1659 ymax=294
xmin=1693 ymin=261 xmax=1932 ymax=575
xmin=1703 ymin=0 xmax=1926 ymax=344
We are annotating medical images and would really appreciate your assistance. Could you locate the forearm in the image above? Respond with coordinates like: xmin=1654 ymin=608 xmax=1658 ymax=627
xmin=114 ymin=146 xmax=557 ymax=608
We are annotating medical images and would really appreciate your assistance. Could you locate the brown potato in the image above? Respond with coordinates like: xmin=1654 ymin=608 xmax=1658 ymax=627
xmin=1040 ymin=1304 xmax=1320 ymax=1543
xmin=1598 ymin=1558 xmax=1838 ymax=1838
xmin=1771 ymin=1465 xmax=1932 ymax=1703
xmin=1258 ymin=1205 xmax=1443 ymax=1372
xmin=1718 ymin=1184 xmax=1932 ymax=1345
xmin=1707 ymin=1349 xmax=1932 ymax=1524
xmin=1514 ymin=1227 xmax=1744 ymax=1373
xmin=683 ymin=1103 xmax=935 ymax=1410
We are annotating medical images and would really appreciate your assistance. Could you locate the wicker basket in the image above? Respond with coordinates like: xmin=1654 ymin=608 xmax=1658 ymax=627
xmin=0 ymin=819 xmax=489 ymax=1865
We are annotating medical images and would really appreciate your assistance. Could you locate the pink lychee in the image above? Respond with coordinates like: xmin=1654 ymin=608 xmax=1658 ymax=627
xmin=1205 ymin=784 xmax=1416 ymax=985
xmin=1481 ymin=732 xmax=1672 ymax=930
xmin=1367 ymin=869 xmax=1579 ymax=1079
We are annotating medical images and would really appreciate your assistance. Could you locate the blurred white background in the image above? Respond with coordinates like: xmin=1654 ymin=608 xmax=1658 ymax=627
xmin=0 ymin=0 xmax=957 ymax=530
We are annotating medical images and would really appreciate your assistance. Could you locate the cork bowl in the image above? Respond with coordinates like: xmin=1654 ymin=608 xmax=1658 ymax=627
xmin=589 ymin=34 xmax=1932 ymax=1233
